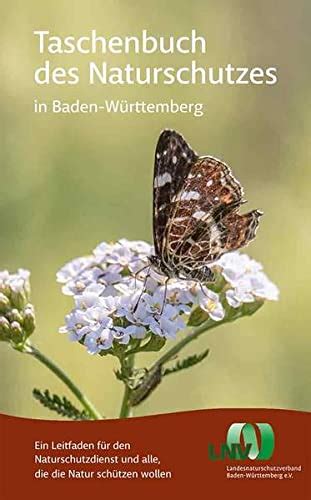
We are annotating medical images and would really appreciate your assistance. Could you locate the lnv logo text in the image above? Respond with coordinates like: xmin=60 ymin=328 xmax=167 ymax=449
xmin=208 ymin=423 xmax=275 ymax=461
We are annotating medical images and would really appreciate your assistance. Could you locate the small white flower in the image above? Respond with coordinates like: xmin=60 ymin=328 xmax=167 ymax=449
xmin=61 ymin=268 xmax=105 ymax=296
xmin=226 ymin=289 xmax=243 ymax=309
xmin=113 ymin=327 xmax=131 ymax=345
xmin=75 ymin=291 xmax=102 ymax=310
xmin=123 ymin=324 xmax=147 ymax=339
xmin=106 ymin=246 xmax=133 ymax=269
xmin=197 ymin=287 xmax=225 ymax=321
xmin=0 ymin=270 xmax=10 ymax=283
xmin=85 ymin=307 xmax=113 ymax=330
xmin=101 ymin=268 xmax=123 ymax=285
xmin=99 ymin=295 xmax=119 ymax=315
xmin=1 ymin=268 xmax=31 ymax=294
xmin=119 ymin=239 xmax=152 ymax=255
xmin=114 ymin=294 xmax=139 ymax=320
xmin=61 ymin=309 xmax=92 ymax=341
xmin=215 ymin=252 xmax=262 ymax=285
xmin=56 ymin=256 xmax=94 ymax=284
xmin=213 ymin=251 xmax=279 ymax=308
xmin=0 ymin=268 xmax=31 ymax=312
xmin=93 ymin=242 xmax=114 ymax=263
xmin=149 ymin=304 xmax=186 ymax=338
xmin=15 ymin=268 xmax=31 ymax=282
xmin=167 ymin=282 xmax=193 ymax=304
xmin=248 ymin=272 xmax=279 ymax=301
xmin=225 ymin=287 xmax=254 ymax=308
xmin=84 ymin=329 xmax=114 ymax=354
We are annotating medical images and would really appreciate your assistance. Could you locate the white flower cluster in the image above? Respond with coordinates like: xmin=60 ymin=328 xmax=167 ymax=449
xmin=0 ymin=268 xmax=35 ymax=343
xmin=215 ymin=252 xmax=279 ymax=308
xmin=0 ymin=269 xmax=31 ymax=299
xmin=57 ymin=239 xmax=278 ymax=354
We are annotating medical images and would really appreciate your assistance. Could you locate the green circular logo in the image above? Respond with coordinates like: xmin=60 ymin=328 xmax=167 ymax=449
xmin=226 ymin=422 xmax=275 ymax=460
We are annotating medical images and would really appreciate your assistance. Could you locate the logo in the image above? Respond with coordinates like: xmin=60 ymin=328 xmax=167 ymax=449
xmin=208 ymin=422 xmax=275 ymax=461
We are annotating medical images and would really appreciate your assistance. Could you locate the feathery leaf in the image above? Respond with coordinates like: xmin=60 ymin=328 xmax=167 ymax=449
xmin=163 ymin=349 xmax=210 ymax=376
xmin=33 ymin=389 xmax=91 ymax=420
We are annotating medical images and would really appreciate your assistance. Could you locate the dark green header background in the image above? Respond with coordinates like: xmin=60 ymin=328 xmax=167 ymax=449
xmin=0 ymin=0 xmax=310 ymax=418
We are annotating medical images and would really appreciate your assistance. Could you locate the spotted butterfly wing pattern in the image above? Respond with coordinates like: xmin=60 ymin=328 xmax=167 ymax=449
xmin=152 ymin=129 xmax=262 ymax=283
xmin=153 ymin=129 xmax=198 ymax=257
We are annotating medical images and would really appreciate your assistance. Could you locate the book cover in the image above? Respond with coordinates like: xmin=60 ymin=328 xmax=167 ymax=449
xmin=0 ymin=1 xmax=310 ymax=498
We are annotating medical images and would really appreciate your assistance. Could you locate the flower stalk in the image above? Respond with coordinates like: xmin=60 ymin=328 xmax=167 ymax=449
xmin=152 ymin=319 xmax=219 ymax=369
xmin=17 ymin=342 xmax=102 ymax=420
xmin=119 ymin=353 xmax=135 ymax=418
xmin=152 ymin=299 xmax=263 ymax=371
xmin=118 ymin=319 xmax=225 ymax=417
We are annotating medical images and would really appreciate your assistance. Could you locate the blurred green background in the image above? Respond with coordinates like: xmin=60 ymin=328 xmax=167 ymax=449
xmin=0 ymin=0 xmax=310 ymax=419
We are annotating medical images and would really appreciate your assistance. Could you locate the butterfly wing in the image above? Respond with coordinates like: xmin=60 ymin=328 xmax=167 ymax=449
xmin=153 ymin=129 xmax=198 ymax=257
xmin=165 ymin=155 xmax=262 ymax=267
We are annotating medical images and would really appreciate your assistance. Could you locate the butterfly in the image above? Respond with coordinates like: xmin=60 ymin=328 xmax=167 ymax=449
xmin=148 ymin=129 xmax=263 ymax=284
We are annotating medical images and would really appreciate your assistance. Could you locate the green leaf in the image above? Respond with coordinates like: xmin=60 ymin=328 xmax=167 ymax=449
xmin=163 ymin=349 xmax=210 ymax=376
xmin=98 ymin=349 xmax=113 ymax=357
xmin=241 ymin=300 xmax=264 ymax=316
xmin=33 ymin=389 xmax=91 ymax=420
xmin=98 ymin=341 xmax=127 ymax=358
xmin=187 ymin=306 xmax=209 ymax=327
xmin=225 ymin=300 xmax=264 ymax=323
xmin=134 ymin=334 xmax=166 ymax=353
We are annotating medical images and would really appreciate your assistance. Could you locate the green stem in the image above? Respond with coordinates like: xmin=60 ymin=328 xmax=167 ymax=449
xmin=24 ymin=343 xmax=102 ymax=420
xmin=118 ymin=321 xmax=223 ymax=414
xmin=119 ymin=354 xmax=135 ymax=418
xmin=153 ymin=318 xmax=225 ymax=369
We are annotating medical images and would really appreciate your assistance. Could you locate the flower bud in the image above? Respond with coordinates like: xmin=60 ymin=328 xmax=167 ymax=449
xmin=10 ymin=321 xmax=24 ymax=344
xmin=10 ymin=288 xmax=27 ymax=310
xmin=0 ymin=293 xmax=10 ymax=313
xmin=0 ymin=316 xmax=11 ymax=341
xmin=0 ymin=269 xmax=35 ymax=346
xmin=6 ymin=308 xmax=24 ymax=325
xmin=23 ymin=307 xmax=36 ymax=336
xmin=0 ymin=272 xmax=10 ymax=296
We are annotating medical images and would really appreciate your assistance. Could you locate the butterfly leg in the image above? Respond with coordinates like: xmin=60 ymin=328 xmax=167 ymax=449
xmin=134 ymin=264 xmax=150 ymax=289
xmin=133 ymin=266 xmax=151 ymax=313
xmin=196 ymin=269 xmax=216 ymax=297
xmin=160 ymin=277 xmax=170 ymax=314
xmin=199 ymin=281 xmax=208 ymax=297
xmin=176 ymin=275 xmax=208 ymax=297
